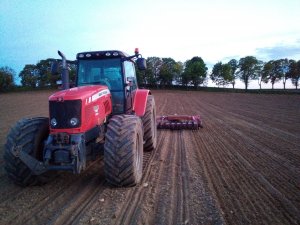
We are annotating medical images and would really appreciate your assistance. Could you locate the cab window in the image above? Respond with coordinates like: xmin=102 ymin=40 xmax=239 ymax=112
xmin=77 ymin=58 xmax=125 ymax=113
xmin=77 ymin=58 xmax=123 ymax=91
xmin=124 ymin=61 xmax=137 ymax=90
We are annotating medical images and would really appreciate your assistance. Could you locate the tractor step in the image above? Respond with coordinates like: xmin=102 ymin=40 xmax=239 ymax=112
xmin=156 ymin=115 xmax=203 ymax=130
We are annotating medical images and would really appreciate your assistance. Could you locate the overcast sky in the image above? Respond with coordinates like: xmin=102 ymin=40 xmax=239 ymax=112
xmin=0 ymin=0 xmax=299 ymax=88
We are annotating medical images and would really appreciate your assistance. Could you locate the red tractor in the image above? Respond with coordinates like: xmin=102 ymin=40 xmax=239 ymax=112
xmin=4 ymin=49 xmax=157 ymax=187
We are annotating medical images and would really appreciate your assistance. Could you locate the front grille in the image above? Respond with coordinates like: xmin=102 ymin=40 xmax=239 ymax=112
xmin=49 ymin=100 xmax=81 ymax=129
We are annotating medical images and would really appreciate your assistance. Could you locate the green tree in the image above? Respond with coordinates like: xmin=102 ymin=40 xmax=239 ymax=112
xmin=158 ymin=58 xmax=181 ymax=86
xmin=173 ymin=61 xmax=184 ymax=85
xmin=255 ymin=60 xmax=264 ymax=90
xmin=0 ymin=66 xmax=15 ymax=91
xmin=222 ymin=63 xmax=233 ymax=86
xmin=20 ymin=58 xmax=57 ymax=88
xmin=145 ymin=57 xmax=162 ymax=86
xmin=275 ymin=59 xmax=290 ymax=90
xmin=19 ymin=64 xmax=38 ymax=88
xmin=262 ymin=61 xmax=274 ymax=88
xmin=135 ymin=63 xmax=144 ymax=86
xmin=180 ymin=71 xmax=191 ymax=87
xmin=210 ymin=62 xmax=223 ymax=87
xmin=35 ymin=59 xmax=54 ymax=87
xmin=262 ymin=60 xmax=283 ymax=89
xmin=184 ymin=57 xmax=207 ymax=87
xmin=228 ymin=59 xmax=238 ymax=89
xmin=211 ymin=62 xmax=233 ymax=87
xmin=288 ymin=60 xmax=300 ymax=89
xmin=238 ymin=56 xmax=260 ymax=90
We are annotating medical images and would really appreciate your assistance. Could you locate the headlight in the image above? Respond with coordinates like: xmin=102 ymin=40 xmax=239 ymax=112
xmin=51 ymin=118 xmax=57 ymax=127
xmin=70 ymin=118 xmax=79 ymax=126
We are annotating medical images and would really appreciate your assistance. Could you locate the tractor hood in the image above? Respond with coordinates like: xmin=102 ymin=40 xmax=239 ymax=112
xmin=49 ymin=85 xmax=110 ymax=102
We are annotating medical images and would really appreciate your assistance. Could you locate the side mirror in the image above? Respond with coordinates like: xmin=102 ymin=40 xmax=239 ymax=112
xmin=126 ymin=77 xmax=133 ymax=86
xmin=51 ymin=61 xmax=59 ymax=75
xmin=136 ymin=58 xmax=147 ymax=70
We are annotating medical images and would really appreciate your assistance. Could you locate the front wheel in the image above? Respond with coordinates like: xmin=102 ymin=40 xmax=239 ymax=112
xmin=4 ymin=117 xmax=53 ymax=186
xmin=104 ymin=115 xmax=143 ymax=187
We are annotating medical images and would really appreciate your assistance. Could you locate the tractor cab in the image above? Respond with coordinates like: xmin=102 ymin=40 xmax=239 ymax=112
xmin=76 ymin=50 xmax=141 ymax=114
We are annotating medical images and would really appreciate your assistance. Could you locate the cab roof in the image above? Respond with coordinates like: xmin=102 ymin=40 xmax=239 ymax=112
xmin=76 ymin=50 xmax=129 ymax=60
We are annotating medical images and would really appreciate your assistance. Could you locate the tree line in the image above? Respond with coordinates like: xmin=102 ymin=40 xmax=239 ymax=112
xmin=210 ymin=57 xmax=300 ymax=90
xmin=0 ymin=58 xmax=76 ymax=91
xmin=1 ymin=55 xmax=300 ymax=91
xmin=138 ymin=56 xmax=300 ymax=90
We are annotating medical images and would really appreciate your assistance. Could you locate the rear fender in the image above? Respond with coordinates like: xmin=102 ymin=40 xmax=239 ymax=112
xmin=133 ymin=89 xmax=150 ymax=117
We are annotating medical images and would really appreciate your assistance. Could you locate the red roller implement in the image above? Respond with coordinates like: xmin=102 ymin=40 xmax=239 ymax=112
xmin=156 ymin=115 xmax=203 ymax=130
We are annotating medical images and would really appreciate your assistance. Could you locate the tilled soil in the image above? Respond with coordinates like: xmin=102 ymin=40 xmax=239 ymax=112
xmin=0 ymin=90 xmax=299 ymax=225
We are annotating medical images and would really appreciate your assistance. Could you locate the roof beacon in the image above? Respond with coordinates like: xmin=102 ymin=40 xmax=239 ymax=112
xmin=135 ymin=48 xmax=139 ymax=55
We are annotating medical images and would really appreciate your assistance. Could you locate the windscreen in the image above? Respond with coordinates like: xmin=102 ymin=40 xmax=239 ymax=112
xmin=77 ymin=58 xmax=123 ymax=91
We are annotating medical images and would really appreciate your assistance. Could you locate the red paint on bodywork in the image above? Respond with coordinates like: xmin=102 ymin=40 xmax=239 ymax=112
xmin=49 ymin=85 xmax=112 ymax=134
xmin=133 ymin=89 xmax=150 ymax=116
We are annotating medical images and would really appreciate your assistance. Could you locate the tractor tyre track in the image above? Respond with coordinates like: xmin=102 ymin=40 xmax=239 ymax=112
xmin=0 ymin=159 xmax=104 ymax=225
xmin=72 ymin=131 xmax=167 ymax=225
xmin=112 ymin=131 xmax=167 ymax=225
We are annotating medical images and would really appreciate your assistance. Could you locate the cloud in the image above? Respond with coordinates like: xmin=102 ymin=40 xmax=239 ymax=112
xmin=255 ymin=40 xmax=300 ymax=60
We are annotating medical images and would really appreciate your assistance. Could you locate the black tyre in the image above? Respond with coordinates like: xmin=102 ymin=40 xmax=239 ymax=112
xmin=142 ymin=95 xmax=157 ymax=151
xmin=4 ymin=117 xmax=52 ymax=186
xmin=104 ymin=115 xmax=143 ymax=187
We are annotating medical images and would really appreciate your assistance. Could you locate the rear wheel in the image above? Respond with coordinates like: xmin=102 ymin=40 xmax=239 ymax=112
xmin=4 ymin=117 xmax=53 ymax=186
xmin=142 ymin=95 xmax=157 ymax=151
xmin=104 ymin=115 xmax=143 ymax=187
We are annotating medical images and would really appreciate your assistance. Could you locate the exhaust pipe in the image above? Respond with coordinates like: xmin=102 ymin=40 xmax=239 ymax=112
xmin=58 ymin=50 xmax=70 ymax=90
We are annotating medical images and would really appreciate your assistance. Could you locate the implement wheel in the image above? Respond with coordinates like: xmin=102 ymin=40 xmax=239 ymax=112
xmin=104 ymin=115 xmax=143 ymax=187
xmin=142 ymin=95 xmax=157 ymax=151
xmin=4 ymin=117 xmax=53 ymax=186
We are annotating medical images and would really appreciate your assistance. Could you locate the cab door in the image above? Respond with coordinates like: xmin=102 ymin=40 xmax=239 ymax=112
xmin=123 ymin=61 xmax=137 ymax=112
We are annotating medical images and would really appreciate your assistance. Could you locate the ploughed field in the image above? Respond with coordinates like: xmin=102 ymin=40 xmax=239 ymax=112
xmin=0 ymin=90 xmax=299 ymax=225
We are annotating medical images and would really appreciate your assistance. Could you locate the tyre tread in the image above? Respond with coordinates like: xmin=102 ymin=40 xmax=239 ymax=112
xmin=142 ymin=95 xmax=157 ymax=151
xmin=4 ymin=117 xmax=51 ymax=186
xmin=104 ymin=115 xmax=143 ymax=187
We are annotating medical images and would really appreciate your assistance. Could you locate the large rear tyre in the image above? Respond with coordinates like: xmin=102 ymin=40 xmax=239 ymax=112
xmin=104 ymin=115 xmax=143 ymax=187
xmin=142 ymin=95 xmax=157 ymax=152
xmin=4 ymin=117 xmax=53 ymax=186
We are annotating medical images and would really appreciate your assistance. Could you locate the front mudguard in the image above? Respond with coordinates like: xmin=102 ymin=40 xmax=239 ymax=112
xmin=133 ymin=89 xmax=150 ymax=117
